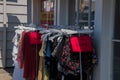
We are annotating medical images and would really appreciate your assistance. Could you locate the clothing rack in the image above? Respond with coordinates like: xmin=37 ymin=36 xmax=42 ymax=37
xmin=13 ymin=25 xmax=94 ymax=80
xmin=14 ymin=24 xmax=45 ymax=80
xmin=44 ymin=26 xmax=93 ymax=80
xmin=14 ymin=24 xmax=47 ymax=32
xmin=15 ymin=24 xmax=93 ymax=35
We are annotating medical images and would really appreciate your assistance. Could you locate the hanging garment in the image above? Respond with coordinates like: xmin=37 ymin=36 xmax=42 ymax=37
xmin=38 ymin=39 xmax=59 ymax=80
xmin=38 ymin=41 xmax=46 ymax=80
xmin=38 ymin=41 xmax=50 ymax=80
xmin=49 ymin=56 xmax=58 ymax=80
xmin=47 ymin=37 xmax=61 ymax=80
xmin=43 ymin=40 xmax=52 ymax=80
xmin=70 ymin=35 xmax=97 ymax=73
xmin=38 ymin=57 xmax=44 ymax=80
xmin=29 ymin=31 xmax=42 ymax=44
xmin=70 ymin=36 xmax=81 ymax=52
xmin=12 ymin=33 xmax=19 ymax=63
xmin=59 ymin=35 xmax=94 ymax=76
xmin=38 ymin=40 xmax=57 ymax=80
xmin=64 ymin=74 xmax=80 ymax=80
xmin=12 ymin=32 xmax=25 ymax=80
xmin=17 ymin=31 xmax=26 ymax=68
xmin=51 ymin=36 xmax=65 ymax=58
xmin=64 ymin=71 xmax=88 ymax=80
xmin=70 ymin=35 xmax=93 ymax=53
xmin=59 ymin=37 xmax=80 ymax=76
xmin=17 ymin=31 xmax=42 ymax=80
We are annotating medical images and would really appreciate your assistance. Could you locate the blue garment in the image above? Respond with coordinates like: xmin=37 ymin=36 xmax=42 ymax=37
xmin=45 ymin=40 xmax=52 ymax=58
xmin=44 ymin=40 xmax=52 ymax=78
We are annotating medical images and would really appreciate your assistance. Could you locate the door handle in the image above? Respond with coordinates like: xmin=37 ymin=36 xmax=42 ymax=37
xmin=112 ymin=39 xmax=120 ymax=42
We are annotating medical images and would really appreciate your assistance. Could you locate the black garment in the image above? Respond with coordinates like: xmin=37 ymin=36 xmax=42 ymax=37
xmin=64 ymin=71 xmax=88 ymax=80
xmin=52 ymin=36 xmax=66 ymax=59
xmin=50 ymin=56 xmax=59 ymax=80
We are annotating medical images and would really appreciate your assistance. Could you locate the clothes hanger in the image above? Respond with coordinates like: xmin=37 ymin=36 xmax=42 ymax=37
xmin=41 ymin=28 xmax=63 ymax=41
xmin=61 ymin=28 xmax=93 ymax=35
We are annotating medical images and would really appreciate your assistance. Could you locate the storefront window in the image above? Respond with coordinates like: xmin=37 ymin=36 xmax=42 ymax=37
xmin=40 ymin=0 xmax=54 ymax=27
xmin=78 ymin=0 xmax=95 ymax=29
xmin=68 ymin=0 xmax=95 ymax=29
xmin=39 ymin=0 xmax=95 ymax=29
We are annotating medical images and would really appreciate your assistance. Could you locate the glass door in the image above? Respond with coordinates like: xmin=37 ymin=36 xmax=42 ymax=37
xmin=113 ymin=0 xmax=120 ymax=80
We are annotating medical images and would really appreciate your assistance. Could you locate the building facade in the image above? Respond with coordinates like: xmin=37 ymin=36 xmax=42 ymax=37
xmin=0 ymin=0 xmax=31 ymax=67
xmin=0 ymin=0 xmax=119 ymax=80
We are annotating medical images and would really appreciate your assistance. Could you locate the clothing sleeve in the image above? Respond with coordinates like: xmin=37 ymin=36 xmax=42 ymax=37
xmin=16 ymin=31 xmax=26 ymax=68
xmin=52 ymin=36 xmax=65 ymax=59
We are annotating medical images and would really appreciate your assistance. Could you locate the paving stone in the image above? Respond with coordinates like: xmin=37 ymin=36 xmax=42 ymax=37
xmin=0 ymin=68 xmax=13 ymax=80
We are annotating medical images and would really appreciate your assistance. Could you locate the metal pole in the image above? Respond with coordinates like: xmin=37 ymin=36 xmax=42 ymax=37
xmin=3 ymin=0 xmax=7 ymax=68
xmin=31 ymin=0 xmax=34 ymax=23
xmin=75 ymin=0 xmax=80 ymax=26
xmin=79 ymin=52 xmax=83 ymax=80
xmin=75 ymin=0 xmax=83 ymax=80
xmin=54 ymin=0 xmax=57 ymax=25
xmin=88 ymin=0 xmax=92 ymax=29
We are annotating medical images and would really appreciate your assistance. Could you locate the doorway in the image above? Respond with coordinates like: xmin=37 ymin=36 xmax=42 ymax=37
xmin=113 ymin=0 xmax=120 ymax=80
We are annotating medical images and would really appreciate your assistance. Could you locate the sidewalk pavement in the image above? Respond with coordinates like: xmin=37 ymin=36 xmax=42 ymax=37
xmin=0 ymin=68 xmax=13 ymax=80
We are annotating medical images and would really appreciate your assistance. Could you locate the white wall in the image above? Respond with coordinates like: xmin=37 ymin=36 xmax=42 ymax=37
xmin=0 ymin=0 xmax=31 ymax=67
